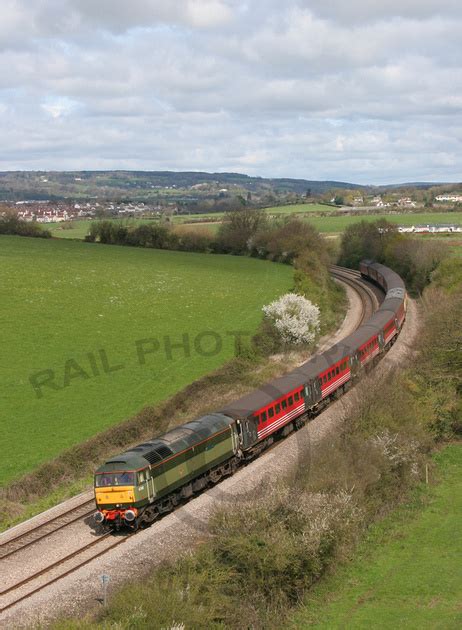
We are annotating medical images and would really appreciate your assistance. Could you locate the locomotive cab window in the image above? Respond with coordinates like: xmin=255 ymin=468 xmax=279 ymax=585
xmin=95 ymin=472 xmax=135 ymax=487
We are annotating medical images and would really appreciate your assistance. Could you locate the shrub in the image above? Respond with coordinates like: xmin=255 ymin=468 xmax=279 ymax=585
xmin=338 ymin=219 xmax=447 ymax=294
xmin=217 ymin=207 xmax=268 ymax=254
xmin=253 ymin=218 xmax=327 ymax=264
xmin=174 ymin=226 xmax=215 ymax=253
xmin=0 ymin=214 xmax=51 ymax=238
xmin=262 ymin=293 xmax=320 ymax=346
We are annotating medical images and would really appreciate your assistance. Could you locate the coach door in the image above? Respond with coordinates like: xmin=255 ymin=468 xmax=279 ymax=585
xmin=306 ymin=379 xmax=321 ymax=405
xmin=242 ymin=416 xmax=258 ymax=448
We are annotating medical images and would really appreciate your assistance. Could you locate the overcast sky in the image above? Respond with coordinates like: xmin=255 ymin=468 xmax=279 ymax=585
xmin=0 ymin=0 xmax=461 ymax=184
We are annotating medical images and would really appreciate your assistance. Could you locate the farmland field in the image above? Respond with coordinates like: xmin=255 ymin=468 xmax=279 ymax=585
xmin=304 ymin=211 xmax=462 ymax=233
xmin=47 ymin=218 xmax=154 ymax=240
xmin=0 ymin=236 xmax=293 ymax=484
xmin=47 ymin=210 xmax=462 ymax=241
xmin=308 ymin=212 xmax=462 ymax=233
xmin=263 ymin=203 xmax=335 ymax=214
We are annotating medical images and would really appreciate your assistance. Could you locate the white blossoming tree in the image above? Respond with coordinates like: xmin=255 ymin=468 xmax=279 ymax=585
xmin=262 ymin=293 xmax=320 ymax=346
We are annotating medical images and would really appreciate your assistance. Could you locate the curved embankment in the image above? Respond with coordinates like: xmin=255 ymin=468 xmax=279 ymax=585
xmin=0 ymin=270 xmax=400 ymax=627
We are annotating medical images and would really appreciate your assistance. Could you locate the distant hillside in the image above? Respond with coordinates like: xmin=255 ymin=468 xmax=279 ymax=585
xmin=0 ymin=170 xmax=450 ymax=202
xmin=0 ymin=170 xmax=363 ymax=202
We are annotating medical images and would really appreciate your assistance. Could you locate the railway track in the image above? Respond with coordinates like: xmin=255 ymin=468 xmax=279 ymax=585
xmin=330 ymin=265 xmax=381 ymax=324
xmin=0 ymin=265 xmax=382 ymax=619
xmin=0 ymin=532 xmax=131 ymax=614
xmin=0 ymin=499 xmax=95 ymax=561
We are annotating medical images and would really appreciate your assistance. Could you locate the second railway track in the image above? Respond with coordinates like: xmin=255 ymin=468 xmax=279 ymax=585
xmin=0 ymin=265 xmax=383 ymax=620
xmin=330 ymin=265 xmax=381 ymax=324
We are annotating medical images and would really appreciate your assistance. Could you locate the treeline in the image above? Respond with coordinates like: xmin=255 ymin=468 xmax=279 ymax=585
xmin=85 ymin=220 xmax=212 ymax=253
xmin=84 ymin=208 xmax=332 ymax=263
xmin=55 ymin=258 xmax=462 ymax=630
xmin=338 ymin=219 xmax=447 ymax=294
xmin=0 ymin=214 xmax=51 ymax=238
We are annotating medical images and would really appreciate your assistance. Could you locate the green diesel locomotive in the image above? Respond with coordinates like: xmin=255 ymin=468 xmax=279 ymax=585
xmin=94 ymin=413 xmax=240 ymax=529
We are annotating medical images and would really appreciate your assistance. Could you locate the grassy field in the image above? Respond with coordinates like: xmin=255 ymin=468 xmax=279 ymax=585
xmin=47 ymin=218 xmax=156 ymax=239
xmin=0 ymin=236 xmax=293 ymax=485
xmin=47 ymin=211 xmax=462 ymax=242
xmin=304 ymin=211 xmax=462 ymax=234
xmin=263 ymin=203 xmax=335 ymax=214
xmin=291 ymin=444 xmax=462 ymax=629
xmin=48 ymin=218 xmax=221 ymax=239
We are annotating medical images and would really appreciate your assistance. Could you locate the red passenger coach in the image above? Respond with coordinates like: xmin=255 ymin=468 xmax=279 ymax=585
xmin=359 ymin=335 xmax=380 ymax=366
xmin=255 ymin=388 xmax=305 ymax=440
xmin=383 ymin=318 xmax=397 ymax=344
xmin=318 ymin=358 xmax=351 ymax=399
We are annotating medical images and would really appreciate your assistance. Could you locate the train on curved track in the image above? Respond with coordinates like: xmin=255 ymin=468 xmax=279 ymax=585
xmin=93 ymin=261 xmax=406 ymax=530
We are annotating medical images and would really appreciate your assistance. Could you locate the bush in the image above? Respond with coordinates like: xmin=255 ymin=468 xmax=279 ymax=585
xmin=216 ymin=207 xmax=268 ymax=254
xmin=252 ymin=218 xmax=327 ymax=264
xmin=262 ymin=293 xmax=320 ymax=346
xmin=0 ymin=214 xmax=51 ymax=238
xmin=338 ymin=219 xmax=447 ymax=294
xmin=174 ymin=226 xmax=215 ymax=253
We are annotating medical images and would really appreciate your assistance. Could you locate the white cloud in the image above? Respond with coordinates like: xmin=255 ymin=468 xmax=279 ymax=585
xmin=0 ymin=1 xmax=461 ymax=182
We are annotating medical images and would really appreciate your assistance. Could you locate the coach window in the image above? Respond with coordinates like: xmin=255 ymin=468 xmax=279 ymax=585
xmin=328 ymin=372 xmax=331 ymax=381
xmin=336 ymin=367 xmax=340 ymax=375
xmin=268 ymin=407 xmax=274 ymax=418
xmin=275 ymin=403 xmax=281 ymax=414
xmin=282 ymin=399 xmax=287 ymax=410
xmin=294 ymin=392 xmax=300 ymax=401
xmin=261 ymin=411 xmax=267 ymax=423
xmin=288 ymin=396 xmax=293 ymax=405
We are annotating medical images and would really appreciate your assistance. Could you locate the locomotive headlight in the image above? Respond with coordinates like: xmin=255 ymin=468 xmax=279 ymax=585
xmin=124 ymin=509 xmax=136 ymax=522
xmin=94 ymin=511 xmax=105 ymax=524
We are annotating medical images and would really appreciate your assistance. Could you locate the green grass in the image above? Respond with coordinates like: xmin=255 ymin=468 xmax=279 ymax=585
xmin=48 ymin=211 xmax=462 ymax=242
xmin=0 ymin=236 xmax=292 ymax=485
xmin=263 ymin=203 xmax=335 ymax=214
xmin=291 ymin=444 xmax=462 ymax=629
xmin=303 ymin=211 xmax=462 ymax=234
xmin=47 ymin=218 xmax=158 ymax=239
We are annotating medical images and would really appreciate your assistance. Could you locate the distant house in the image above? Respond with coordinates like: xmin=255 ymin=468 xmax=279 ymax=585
xmin=435 ymin=194 xmax=462 ymax=202
xmin=397 ymin=197 xmax=416 ymax=207
xmin=398 ymin=224 xmax=462 ymax=234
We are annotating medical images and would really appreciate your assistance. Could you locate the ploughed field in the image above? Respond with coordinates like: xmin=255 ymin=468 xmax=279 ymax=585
xmin=0 ymin=236 xmax=292 ymax=484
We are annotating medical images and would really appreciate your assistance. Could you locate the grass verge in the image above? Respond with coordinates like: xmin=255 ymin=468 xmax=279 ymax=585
xmin=291 ymin=443 xmax=462 ymax=629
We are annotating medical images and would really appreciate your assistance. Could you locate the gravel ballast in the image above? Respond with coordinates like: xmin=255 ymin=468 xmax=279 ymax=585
xmin=0 ymin=290 xmax=419 ymax=628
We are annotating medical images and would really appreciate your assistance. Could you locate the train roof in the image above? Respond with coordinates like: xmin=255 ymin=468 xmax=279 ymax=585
xmin=221 ymin=339 xmax=352 ymax=417
xmin=363 ymin=261 xmax=405 ymax=292
xmin=96 ymin=413 xmax=233 ymax=473
xmin=222 ymin=266 xmax=406 ymax=419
